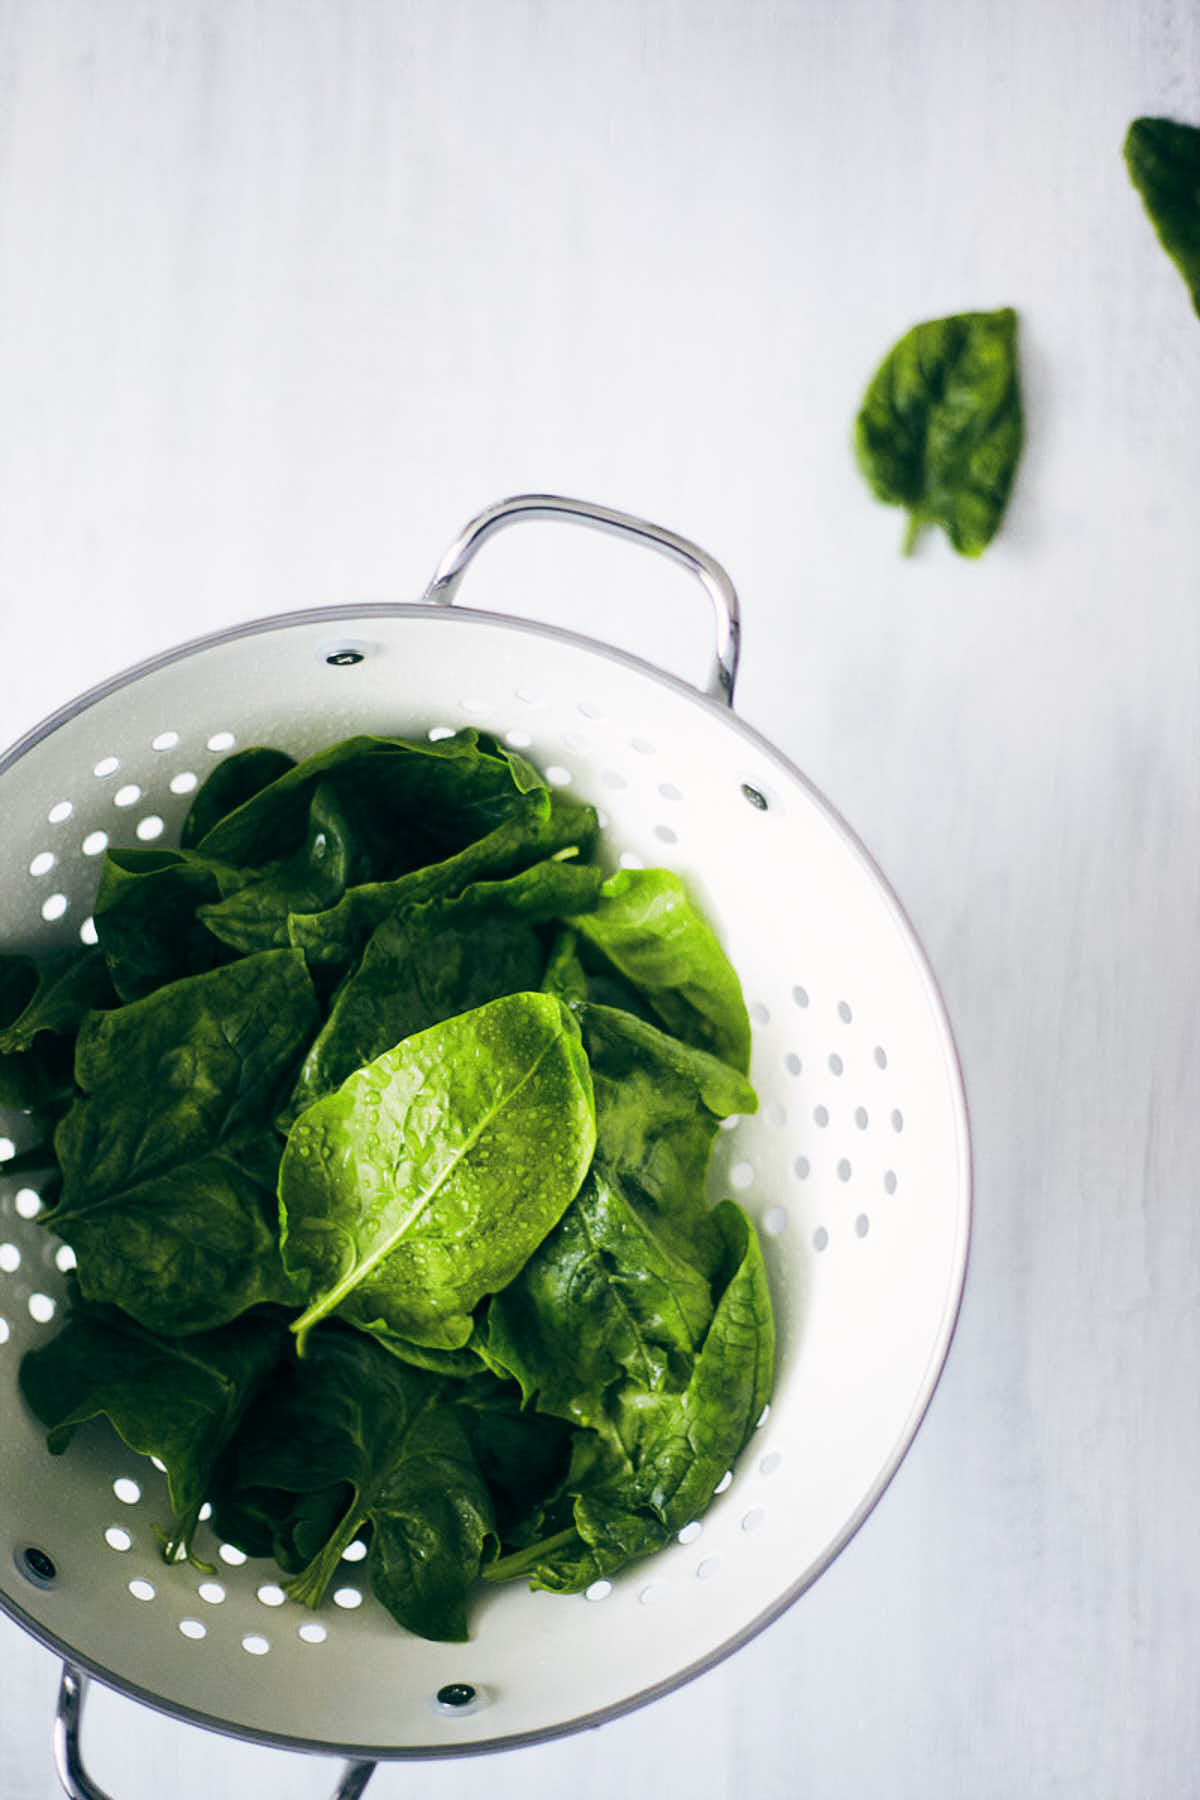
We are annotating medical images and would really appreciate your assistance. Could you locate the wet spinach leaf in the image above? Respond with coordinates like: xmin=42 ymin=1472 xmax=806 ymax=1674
xmin=48 ymin=951 xmax=318 ymax=1333
xmin=19 ymin=1296 xmax=287 ymax=1560
xmin=280 ymin=992 xmax=596 ymax=1352
xmin=1124 ymin=116 xmax=1200 ymax=316
xmin=854 ymin=307 xmax=1023 ymax=556
xmin=180 ymin=747 xmax=297 ymax=849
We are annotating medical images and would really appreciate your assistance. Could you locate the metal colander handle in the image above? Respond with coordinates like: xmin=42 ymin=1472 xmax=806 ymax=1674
xmin=421 ymin=493 xmax=741 ymax=706
xmin=54 ymin=1665 xmax=377 ymax=1799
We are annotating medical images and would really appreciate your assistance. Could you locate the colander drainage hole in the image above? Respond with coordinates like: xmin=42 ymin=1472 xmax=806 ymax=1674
xmin=813 ymin=1226 xmax=829 ymax=1251
xmin=169 ymin=773 xmax=198 ymax=796
xmin=677 ymin=1521 xmax=702 ymax=1546
xmin=197 ymin=1582 xmax=225 ymax=1605
xmin=47 ymin=800 xmax=73 ymax=823
xmin=696 ymin=1556 xmax=721 ymax=1580
xmin=15 ymin=1188 xmax=43 ymax=1218
xmin=585 ymin=1579 xmax=611 ymax=1602
xmin=884 ymin=1170 xmax=898 ymax=1194
xmin=179 ymin=1619 xmax=206 ymax=1640
xmin=207 ymin=732 xmax=236 ymax=753
xmin=112 ymin=1477 xmax=140 ymax=1505
xmin=242 ymin=1634 xmax=270 ymax=1656
xmin=299 ymin=1622 xmax=327 ymax=1645
xmin=129 ymin=1579 xmax=156 ymax=1602
xmin=333 ymin=1586 xmax=362 ymax=1609
xmin=104 ymin=1526 xmax=132 ymax=1552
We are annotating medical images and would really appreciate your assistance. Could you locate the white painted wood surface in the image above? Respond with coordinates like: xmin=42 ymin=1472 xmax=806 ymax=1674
xmin=1 ymin=2 xmax=1197 ymax=1794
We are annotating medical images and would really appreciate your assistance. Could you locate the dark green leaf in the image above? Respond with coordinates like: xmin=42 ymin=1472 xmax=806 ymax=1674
xmin=0 ymin=948 xmax=116 ymax=1050
xmin=192 ymin=731 xmax=545 ymax=872
xmin=288 ymin=789 xmax=597 ymax=972
xmin=19 ymin=1298 xmax=287 ymax=1560
xmin=48 ymin=951 xmax=319 ymax=1333
xmin=1124 ymin=116 xmax=1200 ymax=316
xmin=181 ymin=747 xmax=297 ymax=849
xmin=196 ymin=782 xmax=370 ymax=956
xmin=571 ymin=869 xmax=751 ymax=1073
xmin=281 ymin=992 xmax=596 ymax=1352
xmin=854 ymin=307 xmax=1023 ymax=556
xmin=92 ymin=849 xmax=248 ymax=1001
xmin=487 ymin=1202 xmax=774 ymax=1593
xmin=220 ymin=1330 xmax=497 ymax=1640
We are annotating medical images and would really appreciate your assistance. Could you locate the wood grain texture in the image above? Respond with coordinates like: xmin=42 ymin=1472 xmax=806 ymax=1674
xmin=1 ymin=1 xmax=1199 ymax=1794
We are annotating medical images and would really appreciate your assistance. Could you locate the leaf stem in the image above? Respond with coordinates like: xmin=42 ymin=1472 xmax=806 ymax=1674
xmin=482 ymin=1527 xmax=581 ymax=1583
xmin=901 ymin=512 xmax=924 ymax=557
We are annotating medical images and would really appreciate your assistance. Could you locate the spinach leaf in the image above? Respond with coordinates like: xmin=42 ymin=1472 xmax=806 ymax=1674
xmin=191 ymin=731 xmax=545 ymax=872
xmin=288 ymin=790 xmax=598 ymax=972
xmin=486 ymin=1201 xmax=774 ymax=1593
xmin=285 ymin=858 xmax=604 ymax=1120
xmin=217 ymin=1329 xmax=497 ymax=1641
xmin=92 ymin=848 xmax=249 ymax=1001
xmin=18 ymin=1297 xmax=287 ymax=1560
xmin=854 ymin=308 xmax=1023 ymax=556
xmin=181 ymin=747 xmax=297 ymax=849
xmin=481 ymin=1006 xmax=754 ymax=1458
xmin=481 ymin=1165 xmax=716 ymax=1460
xmin=280 ymin=992 xmax=596 ymax=1353
xmin=1124 ymin=117 xmax=1200 ymax=316
xmin=0 ymin=948 xmax=116 ymax=1050
xmin=48 ymin=951 xmax=319 ymax=1333
xmin=571 ymin=869 xmax=751 ymax=1074
xmin=196 ymin=782 xmax=369 ymax=956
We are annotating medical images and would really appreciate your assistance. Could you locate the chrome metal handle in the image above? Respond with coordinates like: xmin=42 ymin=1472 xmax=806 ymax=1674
xmin=422 ymin=493 xmax=740 ymax=706
xmin=54 ymin=1664 xmax=376 ymax=1799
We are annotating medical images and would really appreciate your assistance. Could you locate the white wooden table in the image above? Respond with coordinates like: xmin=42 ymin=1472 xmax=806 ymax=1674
xmin=1 ymin=2 xmax=1197 ymax=1794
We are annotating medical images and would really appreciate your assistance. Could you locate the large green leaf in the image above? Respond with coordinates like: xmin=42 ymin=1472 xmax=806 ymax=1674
xmin=854 ymin=307 xmax=1023 ymax=556
xmin=48 ymin=951 xmax=319 ymax=1333
xmin=280 ymin=992 xmax=596 ymax=1352
xmin=1124 ymin=117 xmax=1200 ymax=316
xmin=92 ymin=848 xmax=248 ymax=1001
xmin=19 ymin=1298 xmax=287 ymax=1560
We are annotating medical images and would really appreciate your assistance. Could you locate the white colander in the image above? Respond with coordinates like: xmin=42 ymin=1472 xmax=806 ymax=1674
xmin=0 ymin=496 xmax=971 ymax=1798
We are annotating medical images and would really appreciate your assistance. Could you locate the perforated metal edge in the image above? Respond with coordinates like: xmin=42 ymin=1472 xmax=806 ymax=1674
xmin=0 ymin=600 xmax=972 ymax=1762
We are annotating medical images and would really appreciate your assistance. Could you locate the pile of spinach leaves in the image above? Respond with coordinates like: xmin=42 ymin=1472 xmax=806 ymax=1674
xmin=3 ymin=729 xmax=773 ymax=1641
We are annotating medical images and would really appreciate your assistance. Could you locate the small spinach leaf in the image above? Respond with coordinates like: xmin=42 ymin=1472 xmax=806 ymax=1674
xmin=280 ymin=992 xmax=596 ymax=1352
xmin=486 ymin=1201 xmax=774 ymax=1593
xmin=854 ymin=307 xmax=1023 ymax=556
xmin=1124 ymin=117 xmax=1200 ymax=316
xmin=18 ymin=1297 xmax=287 ymax=1560
xmin=48 ymin=951 xmax=319 ymax=1333
xmin=0 ymin=948 xmax=116 ymax=1050
xmin=571 ymin=869 xmax=751 ymax=1073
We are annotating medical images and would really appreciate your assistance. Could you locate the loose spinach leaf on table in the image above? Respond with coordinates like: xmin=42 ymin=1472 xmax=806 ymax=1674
xmin=486 ymin=1201 xmax=774 ymax=1594
xmin=47 ymin=950 xmax=318 ymax=1334
xmin=19 ymin=1296 xmax=287 ymax=1560
xmin=285 ymin=857 xmax=604 ymax=1120
xmin=214 ymin=1328 xmax=498 ymax=1641
xmin=854 ymin=307 xmax=1023 ymax=557
xmin=280 ymin=991 xmax=596 ymax=1353
xmin=288 ymin=789 xmax=598 ymax=972
xmin=571 ymin=868 xmax=752 ymax=1074
xmin=1124 ymin=117 xmax=1200 ymax=317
